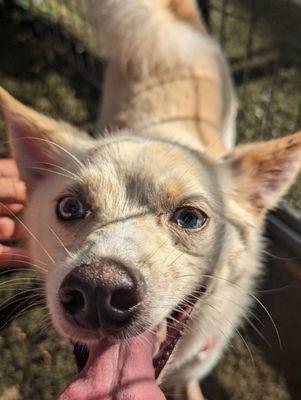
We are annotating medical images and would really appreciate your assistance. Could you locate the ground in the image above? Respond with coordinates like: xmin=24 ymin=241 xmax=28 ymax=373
xmin=0 ymin=1 xmax=300 ymax=399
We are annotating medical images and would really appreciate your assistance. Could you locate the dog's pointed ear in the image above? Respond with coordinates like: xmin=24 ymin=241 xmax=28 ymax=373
xmin=224 ymin=132 xmax=301 ymax=214
xmin=0 ymin=87 xmax=89 ymax=183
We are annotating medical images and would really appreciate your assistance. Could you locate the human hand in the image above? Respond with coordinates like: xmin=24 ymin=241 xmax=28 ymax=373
xmin=0 ymin=158 xmax=30 ymax=268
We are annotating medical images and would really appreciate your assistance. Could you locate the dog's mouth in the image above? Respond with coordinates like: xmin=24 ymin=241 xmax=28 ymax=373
xmin=58 ymin=291 xmax=205 ymax=400
xmin=153 ymin=294 xmax=202 ymax=381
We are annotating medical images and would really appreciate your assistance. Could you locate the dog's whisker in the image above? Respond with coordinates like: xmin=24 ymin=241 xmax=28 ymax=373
xmin=191 ymin=293 xmax=265 ymax=346
xmin=0 ymin=277 xmax=44 ymax=287
xmin=148 ymin=291 xmax=266 ymax=345
xmin=0 ymin=298 xmax=45 ymax=331
xmin=257 ymin=284 xmax=294 ymax=294
xmin=14 ymin=136 xmax=84 ymax=169
xmin=206 ymin=300 xmax=256 ymax=367
xmin=0 ymin=285 xmax=45 ymax=294
xmin=166 ymin=288 xmax=264 ymax=336
xmin=198 ymin=274 xmax=281 ymax=348
xmin=159 ymin=247 xmax=181 ymax=270
xmin=32 ymin=310 xmax=55 ymax=339
xmin=24 ymin=166 xmax=77 ymax=181
xmin=47 ymin=225 xmax=72 ymax=258
xmin=0 ymin=253 xmax=47 ymax=266
xmin=154 ymin=292 xmax=267 ymax=345
xmin=185 ymin=291 xmax=266 ymax=329
xmin=0 ymin=260 xmax=47 ymax=273
xmin=0 ymin=266 xmax=46 ymax=276
xmin=30 ymin=161 xmax=79 ymax=179
xmin=262 ymin=249 xmax=298 ymax=262
xmin=37 ymin=319 xmax=54 ymax=338
xmin=144 ymin=239 xmax=170 ymax=264
xmin=0 ymin=287 xmax=43 ymax=293
xmin=1 ymin=285 xmax=45 ymax=296
xmin=0 ymin=291 xmax=44 ymax=314
xmin=248 ymin=292 xmax=282 ymax=349
xmin=0 ymin=201 xmax=55 ymax=265
xmin=166 ymin=253 xmax=184 ymax=269
xmin=243 ymin=314 xmax=272 ymax=349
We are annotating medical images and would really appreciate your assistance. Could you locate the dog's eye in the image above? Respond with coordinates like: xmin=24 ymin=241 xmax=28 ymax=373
xmin=171 ymin=207 xmax=208 ymax=230
xmin=56 ymin=197 xmax=85 ymax=221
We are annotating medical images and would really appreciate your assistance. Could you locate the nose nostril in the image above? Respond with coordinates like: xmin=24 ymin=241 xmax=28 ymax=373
xmin=58 ymin=262 xmax=146 ymax=330
xmin=110 ymin=289 xmax=141 ymax=311
xmin=60 ymin=289 xmax=85 ymax=316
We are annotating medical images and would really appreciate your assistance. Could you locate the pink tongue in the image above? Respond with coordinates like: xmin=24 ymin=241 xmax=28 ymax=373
xmin=58 ymin=332 xmax=166 ymax=400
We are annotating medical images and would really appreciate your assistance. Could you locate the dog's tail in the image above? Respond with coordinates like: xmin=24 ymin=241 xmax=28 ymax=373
xmin=87 ymin=0 xmax=219 ymax=76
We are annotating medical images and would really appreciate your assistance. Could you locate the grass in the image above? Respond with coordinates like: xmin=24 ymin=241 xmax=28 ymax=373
xmin=210 ymin=0 xmax=301 ymax=209
xmin=0 ymin=1 xmax=300 ymax=399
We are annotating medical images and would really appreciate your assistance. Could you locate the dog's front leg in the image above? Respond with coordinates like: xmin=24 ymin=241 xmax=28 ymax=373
xmin=167 ymin=380 xmax=205 ymax=400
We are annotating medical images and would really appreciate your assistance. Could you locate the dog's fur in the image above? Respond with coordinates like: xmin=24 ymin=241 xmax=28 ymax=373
xmin=1 ymin=0 xmax=301 ymax=398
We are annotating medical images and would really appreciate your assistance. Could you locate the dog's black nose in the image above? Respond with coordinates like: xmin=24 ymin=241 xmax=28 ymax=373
xmin=59 ymin=260 xmax=146 ymax=331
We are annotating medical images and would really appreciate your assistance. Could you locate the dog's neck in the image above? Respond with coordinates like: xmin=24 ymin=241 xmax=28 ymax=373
xmin=99 ymin=58 xmax=227 ymax=157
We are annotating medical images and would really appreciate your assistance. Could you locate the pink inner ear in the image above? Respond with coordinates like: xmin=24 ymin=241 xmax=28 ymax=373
xmin=9 ymin=115 xmax=55 ymax=181
xmin=251 ymin=160 xmax=297 ymax=208
xmin=262 ymin=155 xmax=299 ymax=197
xmin=229 ymin=132 xmax=301 ymax=211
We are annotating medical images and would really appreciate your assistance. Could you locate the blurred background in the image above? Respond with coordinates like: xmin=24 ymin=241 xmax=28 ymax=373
xmin=0 ymin=0 xmax=301 ymax=398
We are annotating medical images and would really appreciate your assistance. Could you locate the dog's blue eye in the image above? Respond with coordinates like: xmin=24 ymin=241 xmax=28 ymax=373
xmin=57 ymin=197 xmax=85 ymax=221
xmin=172 ymin=207 xmax=208 ymax=230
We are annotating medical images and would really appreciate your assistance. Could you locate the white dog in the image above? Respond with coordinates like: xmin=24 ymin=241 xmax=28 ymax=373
xmin=0 ymin=1 xmax=301 ymax=399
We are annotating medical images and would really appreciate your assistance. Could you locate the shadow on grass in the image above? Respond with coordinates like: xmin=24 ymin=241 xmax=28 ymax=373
xmin=0 ymin=2 xmax=102 ymax=137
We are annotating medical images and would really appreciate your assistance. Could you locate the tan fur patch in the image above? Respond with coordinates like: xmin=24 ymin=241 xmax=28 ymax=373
xmin=227 ymin=131 xmax=301 ymax=213
xmin=167 ymin=0 xmax=206 ymax=32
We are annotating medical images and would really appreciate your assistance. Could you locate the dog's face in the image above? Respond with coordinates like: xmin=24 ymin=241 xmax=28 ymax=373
xmin=1 ymin=88 xmax=301 ymax=364
xmin=42 ymin=138 xmax=226 ymax=341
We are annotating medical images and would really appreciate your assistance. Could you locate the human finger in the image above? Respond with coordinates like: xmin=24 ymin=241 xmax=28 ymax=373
xmin=0 ymin=203 xmax=24 ymax=216
xmin=0 ymin=244 xmax=31 ymax=268
xmin=0 ymin=178 xmax=26 ymax=203
xmin=0 ymin=217 xmax=28 ymax=241
xmin=0 ymin=158 xmax=20 ymax=178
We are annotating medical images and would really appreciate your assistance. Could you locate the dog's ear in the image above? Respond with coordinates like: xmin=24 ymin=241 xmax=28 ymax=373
xmin=0 ymin=87 xmax=89 ymax=183
xmin=224 ymin=132 xmax=301 ymax=214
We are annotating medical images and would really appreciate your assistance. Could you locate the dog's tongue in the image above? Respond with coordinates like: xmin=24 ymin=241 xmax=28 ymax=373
xmin=58 ymin=332 xmax=165 ymax=400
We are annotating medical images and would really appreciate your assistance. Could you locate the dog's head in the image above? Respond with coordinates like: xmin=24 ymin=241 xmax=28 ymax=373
xmin=1 ymin=88 xmax=301 ymax=395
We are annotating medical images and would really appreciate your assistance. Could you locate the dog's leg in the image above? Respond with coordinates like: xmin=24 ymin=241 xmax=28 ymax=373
xmin=168 ymin=380 xmax=205 ymax=400
xmin=186 ymin=380 xmax=205 ymax=400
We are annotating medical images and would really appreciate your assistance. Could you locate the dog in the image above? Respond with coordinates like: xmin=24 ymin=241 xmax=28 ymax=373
xmin=1 ymin=1 xmax=301 ymax=399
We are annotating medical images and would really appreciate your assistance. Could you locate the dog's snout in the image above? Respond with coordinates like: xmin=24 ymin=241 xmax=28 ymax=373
xmin=59 ymin=260 xmax=146 ymax=331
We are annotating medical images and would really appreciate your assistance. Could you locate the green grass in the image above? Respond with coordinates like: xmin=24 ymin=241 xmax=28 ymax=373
xmin=210 ymin=0 xmax=301 ymax=209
